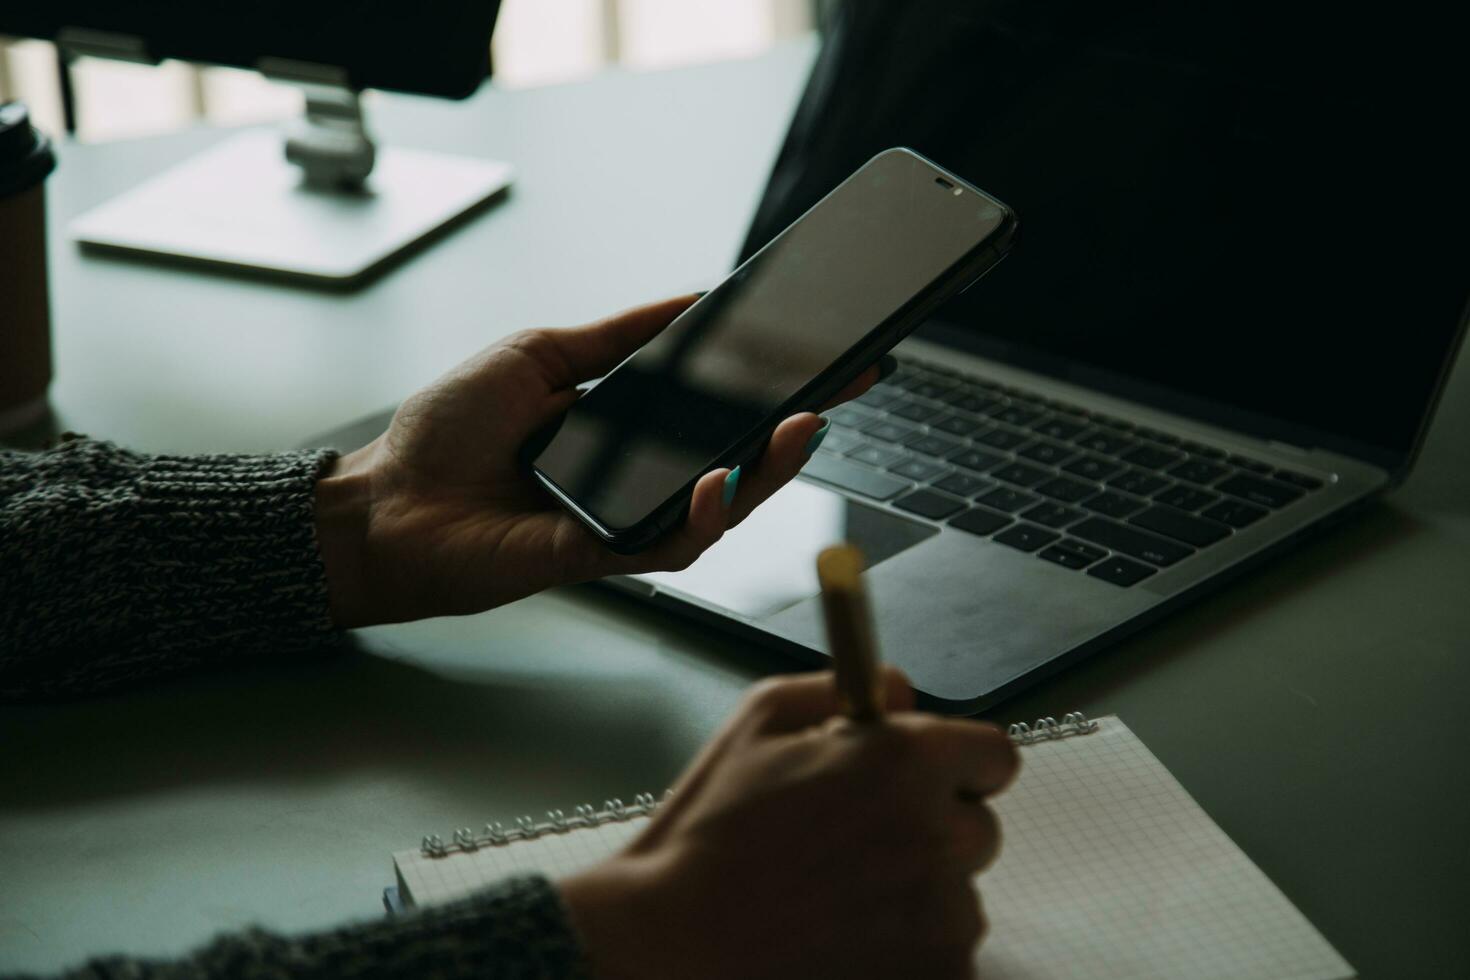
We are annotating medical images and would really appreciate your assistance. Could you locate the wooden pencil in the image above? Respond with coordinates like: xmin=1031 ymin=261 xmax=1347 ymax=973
xmin=816 ymin=544 xmax=884 ymax=723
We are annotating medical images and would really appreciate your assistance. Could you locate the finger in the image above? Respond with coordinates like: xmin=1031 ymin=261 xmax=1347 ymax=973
xmin=725 ymin=412 xmax=826 ymax=527
xmin=740 ymin=666 xmax=917 ymax=735
xmin=952 ymin=801 xmax=1004 ymax=874
xmin=817 ymin=363 xmax=882 ymax=412
xmin=609 ymin=466 xmax=733 ymax=576
xmin=534 ymin=294 xmax=699 ymax=388
xmin=887 ymin=714 xmax=1021 ymax=801
xmin=645 ymin=666 xmax=915 ymax=849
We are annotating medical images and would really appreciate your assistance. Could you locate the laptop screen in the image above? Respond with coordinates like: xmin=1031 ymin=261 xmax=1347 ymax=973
xmin=740 ymin=2 xmax=1468 ymax=467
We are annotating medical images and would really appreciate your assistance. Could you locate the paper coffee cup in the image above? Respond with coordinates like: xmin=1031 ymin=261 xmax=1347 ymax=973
xmin=0 ymin=102 xmax=58 ymax=435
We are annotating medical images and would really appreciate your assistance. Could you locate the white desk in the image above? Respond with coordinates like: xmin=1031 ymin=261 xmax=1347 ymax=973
xmin=3 ymin=39 xmax=1468 ymax=978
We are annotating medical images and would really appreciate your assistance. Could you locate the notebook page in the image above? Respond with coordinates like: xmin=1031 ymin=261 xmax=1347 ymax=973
xmin=977 ymin=716 xmax=1352 ymax=980
xmin=394 ymin=716 xmax=1352 ymax=979
xmin=395 ymin=815 xmax=651 ymax=907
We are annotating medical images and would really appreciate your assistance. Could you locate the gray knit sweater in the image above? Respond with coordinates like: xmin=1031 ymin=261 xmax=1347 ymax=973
xmin=0 ymin=436 xmax=591 ymax=980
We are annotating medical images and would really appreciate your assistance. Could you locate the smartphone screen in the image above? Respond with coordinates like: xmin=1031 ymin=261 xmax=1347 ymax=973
xmin=532 ymin=150 xmax=1010 ymax=539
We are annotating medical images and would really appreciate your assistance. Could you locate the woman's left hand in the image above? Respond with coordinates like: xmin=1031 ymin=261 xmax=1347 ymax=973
xmin=314 ymin=295 xmax=880 ymax=628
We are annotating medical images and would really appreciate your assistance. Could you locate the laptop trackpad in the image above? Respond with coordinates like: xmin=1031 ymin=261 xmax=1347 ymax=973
xmin=636 ymin=480 xmax=936 ymax=619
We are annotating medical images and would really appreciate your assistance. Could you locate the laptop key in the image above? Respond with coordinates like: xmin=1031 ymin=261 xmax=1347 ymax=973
xmin=1083 ymin=490 xmax=1147 ymax=519
xmin=817 ymin=428 xmax=864 ymax=456
xmin=1022 ymin=501 xmax=1085 ymax=528
xmin=905 ymin=433 xmax=964 ymax=458
xmin=932 ymin=414 xmax=987 ymax=437
xmin=992 ymin=462 xmax=1052 ymax=488
xmin=1063 ymin=455 xmax=1124 ymax=481
xmin=1217 ymin=474 xmax=1304 ymax=509
xmin=1155 ymin=485 xmax=1219 ymax=512
xmin=827 ymin=405 xmax=872 ymax=427
xmin=1274 ymin=469 xmax=1324 ymax=491
xmin=975 ymin=426 xmax=1031 ymax=450
xmin=1038 ymin=546 xmax=1095 ymax=570
xmin=890 ymin=400 xmax=943 ymax=423
xmin=949 ymin=448 xmax=1006 ymax=473
xmin=1032 ymin=416 xmax=1089 ymax=440
xmin=1038 ymin=538 xmax=1108 ymax=569
xmin=949 ymin=506 xmax=1014 ymax=537
xmin=1180 ymin=440 xmax=1227 ymax=460
xmin=1130 ymin=505 xmax=1231 ymax=547
xmin=855 ymin=388 xmax=902 ymax=411
xmin=1168 ymin=459 xmax=1229 ymax=485
xmin=991 ymin=404 xmax=1045 ymax=426
xmin=1138 ymin=428 xmax=1182 ymax=446
xmin=1035 ymin=476 xmax=1097 ymax=503
xmin=994 ymin=523 xmax=1061 ymax=553
xmin=1071 ymin=518 xmax=1193 ymax=567
xmin=1228 ymin=454 xmax=1273 ymax=474
xmin=1001 ymin=389 xmax=1046 ymax=410
xmin=888 ymin=370 xmax=926 ymax=391
xmin=941 ymin=391 xmax=1004 ymax=414
xmin=845 ymin=445 xmax=904 ymax=468
xmin=1108 ymin=469 xmax=1169 ymax=496
xmin=1087 ymin=556 xmax=1158 ymax=587
xmin=801 ymin=454 xmax=909 ymax=501
xmin=1201 ymin=499 xmax=1268 ymax=528
xmin=1018 ymin=440 xmax=1076 ymax=466
xmin=888 ymin=457 xmax=947 ymax=482
xmin=1074 ymin=430 xmax=1134 ymax=455
xmin=909 ymin=379 xmax=959 ymax=400
xmin=978 ymin=487 xmax=1039 ymax=513
xmin=893 ymin=489 xmax=967 ymax=520
xmin=861 ymin=418 xmax=916 ymax=442
xmin=934 ymin=472 xmax=993 ymax=498
xmin=1054 ymin=538 xmax=1107 ymax=562
xmin=1121 ymin=445 xmax=1184 ymax=470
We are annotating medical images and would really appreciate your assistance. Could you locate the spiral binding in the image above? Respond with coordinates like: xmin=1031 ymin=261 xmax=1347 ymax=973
xmin=1007 ymin=711 xmax=1098 ymax=745
xmin=422 ymin=791 xmax=667 ymax=858
xmin=420 ymin=713 xmax=1097 ymax=857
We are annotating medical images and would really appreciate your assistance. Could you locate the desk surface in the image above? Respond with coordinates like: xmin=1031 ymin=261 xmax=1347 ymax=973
xmin=3 ymin=40 xmax=1468 ymax=979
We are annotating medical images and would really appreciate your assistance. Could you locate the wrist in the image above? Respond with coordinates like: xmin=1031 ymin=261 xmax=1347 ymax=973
xmin=560 ymin=852 xmax=691 ymax=980
xmin=313 ymin=443 xmax=379 ymax=629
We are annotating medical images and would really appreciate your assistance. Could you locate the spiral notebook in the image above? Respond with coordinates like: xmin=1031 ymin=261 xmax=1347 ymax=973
xmin=392 ymin=714 xmax=1354 ymax=980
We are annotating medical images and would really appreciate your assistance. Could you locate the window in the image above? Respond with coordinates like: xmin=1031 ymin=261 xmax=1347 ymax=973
xmin=0 ymin=0 xmax=814 ymax=141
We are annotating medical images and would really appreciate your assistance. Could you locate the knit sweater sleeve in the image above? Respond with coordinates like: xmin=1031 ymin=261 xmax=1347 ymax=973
xmin=0 ymin=436 xmax=343 ymax=697
xmin=21 ymin=876 xmax=591 ymax=980
xmin=0 ymin=440 xmax=597 ymax=977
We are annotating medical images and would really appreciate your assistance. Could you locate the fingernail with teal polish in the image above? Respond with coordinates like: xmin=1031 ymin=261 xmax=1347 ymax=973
xmin=804 ymin=419 xmax=831 ymax=456
xmin=722 ymin=466 xmax=741 ymax=507
xmin=877 ymin=354 xmax=899 ymax=381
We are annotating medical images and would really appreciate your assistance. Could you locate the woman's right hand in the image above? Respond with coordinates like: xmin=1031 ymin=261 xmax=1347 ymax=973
xmin=559 ymin=668 xmax=1020 ymax=980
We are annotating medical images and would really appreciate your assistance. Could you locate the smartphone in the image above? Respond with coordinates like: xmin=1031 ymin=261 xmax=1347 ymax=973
xmin=529 ymin=148 xmax=1017 ymax=553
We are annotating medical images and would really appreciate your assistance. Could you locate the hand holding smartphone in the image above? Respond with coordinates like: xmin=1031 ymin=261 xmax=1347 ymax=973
xmin=529 ymin=148 xmax=1016 ymax=553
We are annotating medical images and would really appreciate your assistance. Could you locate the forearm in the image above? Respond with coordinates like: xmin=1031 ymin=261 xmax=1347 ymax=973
xmin=25 ymin=876 xmax=590 ymax=980
xmin=0 ymin=436 xmax=342 ymax=698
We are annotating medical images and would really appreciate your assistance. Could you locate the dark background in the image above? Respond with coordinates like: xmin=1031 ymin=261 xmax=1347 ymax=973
xmin=745 ymin=0 xmax=1470 ymax=467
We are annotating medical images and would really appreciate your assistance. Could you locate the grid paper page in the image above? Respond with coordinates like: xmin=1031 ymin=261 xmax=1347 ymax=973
xmin=395 ymin=816 xmax=651 ymax=907
xmin=394 ymin=717 xmax=1352 ymax=979
xmin=977 ymin=716 xmax=1352 ymax=980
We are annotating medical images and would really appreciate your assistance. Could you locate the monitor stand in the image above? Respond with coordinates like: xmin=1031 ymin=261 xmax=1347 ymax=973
xmin=69 ymin=82 xmax=513 ymax=287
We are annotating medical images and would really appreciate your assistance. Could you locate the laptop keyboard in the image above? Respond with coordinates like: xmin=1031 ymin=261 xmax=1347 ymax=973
xmin=803 ymin=357 xmax=1327 ymax=587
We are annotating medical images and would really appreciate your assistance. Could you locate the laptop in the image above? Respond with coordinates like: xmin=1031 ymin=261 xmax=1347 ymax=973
xmin=611 ymin=4 xmax=1470 ymax=711
xmin=317 ymin=6 xmax=1467 ymax=713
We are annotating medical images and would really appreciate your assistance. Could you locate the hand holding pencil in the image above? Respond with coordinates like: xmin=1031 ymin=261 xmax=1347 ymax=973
xmin=562 ymin=545 xmax=1019 ymax=980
